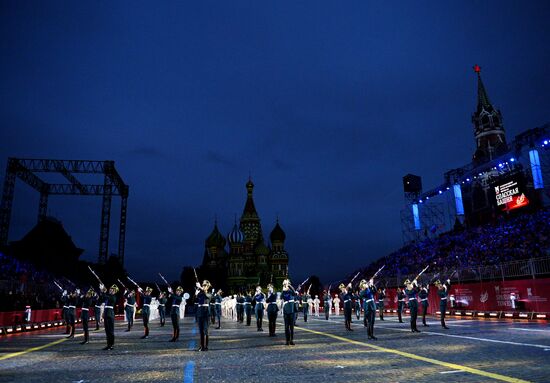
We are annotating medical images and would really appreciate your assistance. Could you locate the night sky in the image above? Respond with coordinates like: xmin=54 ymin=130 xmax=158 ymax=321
xmin=1 ymin=2 xmax=549 ymax=284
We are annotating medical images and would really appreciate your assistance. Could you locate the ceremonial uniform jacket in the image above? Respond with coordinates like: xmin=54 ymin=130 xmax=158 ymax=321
xmin=196 ymin=290 xmax=212 ymax=318
xmin=101 ymin=293 xmax=117 ymax=318
xmin=281 ymin=289 xmax=295 ymax=315
xmin=266 ymin=292 xmax=278 ymax=314
xmin=170 ymin=294 xmax=183 ymax=314
xmin=342 ymin=291 xmax=353 ymax=310
xmin=360 ymin=287 xmax=376 ymax=310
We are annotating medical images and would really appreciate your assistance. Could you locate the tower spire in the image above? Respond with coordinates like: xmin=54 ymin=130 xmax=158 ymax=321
xmin=474 ymin=65 xmax=491 ymax=109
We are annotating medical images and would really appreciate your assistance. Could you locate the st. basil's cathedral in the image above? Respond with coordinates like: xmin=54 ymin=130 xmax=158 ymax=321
xmin=198 ymin=179 xmax=289 ymax=293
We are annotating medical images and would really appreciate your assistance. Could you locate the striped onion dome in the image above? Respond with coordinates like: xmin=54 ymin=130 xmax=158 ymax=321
xmin=228 ymin=223 xmax=244 ymax=245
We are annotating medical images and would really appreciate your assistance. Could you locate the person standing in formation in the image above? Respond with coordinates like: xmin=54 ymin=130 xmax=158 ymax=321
xmin=254 ymin=286 xmax=266 ymax=332
xmin=79 ymin=288 xmax=95 ymax=345
xmin=158 ymin=291 xmax=167 ymax=327
xmin=323 ymin=291 xmax=331 ymax=320
xmin=419 ymin=284 xmax=429 ymax=327
xmin=339 ymin=283 xmax=353 ymax=331
xmin=195 ymin=280 xmax=213 ymax=351
xmin=301 ymin=288 xmax=310 ymax=322
xmin=405 ymin=278 xmax=420 ymax=333
xmin=93 ymin=290 xmax=102 ymax=331
xmin=214 ymin=289 xmax=223 ymax=329
xmin=377 ymin=287 xmax=386 ymax=321
xmin=359 ymin=279 xmax=377 ymax=340
xmin=354 ymin=290 xmax=361 ymax=321
xmin=210 ymin=290 xmax=217 ymax=325
xmin=61 ymin=289 xmax=69 ymax=334
xmin=244 ymin=291 xmax=253 ymax=326
xmin=99 ymin=283 xmax=119 ymax=350
xmin=167 ymin=286 xmax=184 ymax=342
xmin=66 ymin=289 xmax=78 ymax=338
xmin=138 ymin=286 xmax=153 ymax=339
xmin=333 ymin=294 xmax=341 ymax=316
xmin=281 ymin=279 xmax=296 ymax=346
xmin=313 ymin=295 xmax=320 ymax=317
xmin=396 ymin=287 xmax=406 ymax=323
xmin=266 ymin=283 xmax=278 ymax=336
xmin=436 ymin=279 xmax=450 ymax=329
xmin=124 ymin=289 xmax=136 ymax=332
xmin=236 ymin=293 xmax=244 ymax=323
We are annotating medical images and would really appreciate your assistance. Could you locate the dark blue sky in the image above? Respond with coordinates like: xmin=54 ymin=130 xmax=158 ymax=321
xmin=1 ymin=2 xmax=549 ymax=283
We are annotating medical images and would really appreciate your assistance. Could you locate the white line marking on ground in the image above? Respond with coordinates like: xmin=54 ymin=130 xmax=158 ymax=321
xmin=511 ymin=328 xmax=550 ymax=333
xmin=440 ymin=370 xmax=463 ymax=374
xmin=312 ymin=317 xmax=550 ymax=350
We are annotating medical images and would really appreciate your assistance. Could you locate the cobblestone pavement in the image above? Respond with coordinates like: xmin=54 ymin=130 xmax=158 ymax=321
xmin=1 ymin=314 xmax=549 ymax=383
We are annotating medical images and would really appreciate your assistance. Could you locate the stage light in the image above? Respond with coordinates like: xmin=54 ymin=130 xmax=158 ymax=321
xmin=446 ymin=187 xmax=450 ymax=190
xmin=505 ymin=313 xmax=513 ymax=317
xmin=519 ymin=313 xmax=528 ymax=318
xmin=536 ymin=314 xmax=546 ymax=319
xmin=426 ymin=196 xmax=429 ymax=200
xmin=419 ymin=199 xmax=423 ymax=203
xmin=466 ymin=178 xmax=470 ymax=182
xmin=544 ymin=140 xmax=548 ymax=145
xmin=479 ymin=173 xmax=483 ymax=176
xmin=6 ymin=328 xmax=13 ymax=333
xmin=510 ymin=158 xmax=515 ymax=162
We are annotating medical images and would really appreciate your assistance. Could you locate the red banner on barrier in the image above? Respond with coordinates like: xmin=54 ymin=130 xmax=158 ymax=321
xmin=379 ymin=277 xmax=550 ymax=314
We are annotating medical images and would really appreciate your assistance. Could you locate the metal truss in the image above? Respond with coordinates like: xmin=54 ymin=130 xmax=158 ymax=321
xmin=0 ymin=158 xmax=129 ymax=265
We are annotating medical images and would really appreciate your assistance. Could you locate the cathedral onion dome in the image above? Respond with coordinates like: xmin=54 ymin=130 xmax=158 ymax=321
xmin=270 ymin=220 xmax=286 ymax=243
xmin=228 ymin=223 xmax=244 ymax=245
xmin=255 ymin=241 xmax=270 ymax=256
xmin=205 ymin=223 xmax=226 ymax=248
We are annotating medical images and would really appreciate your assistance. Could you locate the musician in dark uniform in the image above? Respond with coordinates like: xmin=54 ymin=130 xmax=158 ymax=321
xmin=80 ymin=288 xmax=95 ymax=344
xmin=266 ymin=283 xmax=278 ymax=336
xmin=99 ymin=283 xmax=119 ymax=350
xmin=293 ymin=292 xmax=300 ymax=326
xmin=396 ymin=287 xmax=406 ymax=323
xmin=158 ymin=291 xmax=167 ymax=327
xmin=405 ymin=279 xmax=420 ymax=333
xmin=254 ymin=286 xmax=265 ymax=331
xmin=195 ymin=280 xmax=213 ymax=351
xmin=281 ymin=279 xmax=296 ymax=346
xmin=359 ymin=279 xmax=377 ymax=340
xmin=244 ymin=291 xmax=253 ymax=326
xmin=139 ymin=286 xmax=153 ymax=339
xmin=419 ymin=284 xmax=429 ymax=327
xmin=436 ymin=279 xmax=450 ymax=329
xmin=339 ymin=283 xmax=353 ymax=331
xmin=377 ymin=288 xmax=386 ymax=321
xmin=124 ymin=289 xmax=136 ymax=332
xmin=66 ymin=289 xmax=78 ymax=338
xmin=214 ymin=289 xmax=223 ymax=329
xmin=167 ymin=286 xmax=184 ymax=342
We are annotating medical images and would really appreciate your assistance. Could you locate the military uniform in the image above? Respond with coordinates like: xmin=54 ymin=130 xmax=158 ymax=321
xmin=101 ymin=286 xmax=118 ymax=350
xmin=169 ymin=291 xmax=184 ymax=342
xmin=397 ymin=289 xmax=406 ymax=323
xmin=140 ymin=289 xmax=153 ymax=339
xmin=405 ymin=282 xmax=420 ymax=332
xmin=266 ymin=289 xmax=278 ymax=336
xmin=124 ymin=291 xmax=136 ymax=331
xmin=377 ymin=289 xmax=386 ymax=321
xmin=438 ymin=280 xmax=450 ymax=329
xmin=158 ymin=294 xmax=167 ymax=327
xmin=354 ymin=293 xmax=361 ymax=320
xmin=61 ymin=293 xmax=70 ymax=334
xmin=214 ymin=292 xmax=223 ymax=329
xmin=323 ymin=293 xmax=331 ymax=320
xmin=254 ymin=291 xmax=265 ymax=331
xmin=236 ymin=294 xmax=245 ymax=323
xmin=360 ymin=284 xmax=377 ymax=340
xmin=419 ymin=286 xmax=429 ymax=327
xmin=301 ymin=293 xmax=310 ymax=322
xmin=244 ymin=293 xmax=253 ymax=326
xmin=281 ymin=288 xmax=295 ymax=345
xmin=342 ymin=289 xmax=353 ymax=331
xmin=66 ymin=292 xmax=77 ymax=338
xmin=93 ymin=293 xmax=102 ymax=330
xmin=80 ymin=291 xmax=94 ymax=344
xmin=196 ymin=286 xmax=212 ymax=351
xmin=210 ymin=293 xmax=217 ymax=325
